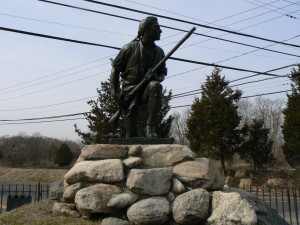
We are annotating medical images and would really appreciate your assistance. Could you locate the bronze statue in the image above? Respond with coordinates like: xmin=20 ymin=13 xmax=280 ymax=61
xmin=109 ymin=16 xmax=195 ymax=139
xmin=110 ymin=16 xmax=166 ymax=138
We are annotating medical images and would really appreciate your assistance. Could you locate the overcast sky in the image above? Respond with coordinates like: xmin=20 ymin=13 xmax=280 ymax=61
xmin=0 ymin=0 xmax=299 ymax=141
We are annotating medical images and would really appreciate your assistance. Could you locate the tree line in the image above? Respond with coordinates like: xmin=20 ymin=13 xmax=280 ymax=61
xmin=0 ymin=133 xmax=81 ymax=167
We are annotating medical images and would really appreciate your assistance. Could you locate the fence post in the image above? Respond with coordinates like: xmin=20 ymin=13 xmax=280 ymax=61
xmin=268 ymin=187 xmax=271 ymax=206
xmin=287 ymin=187 xmax=293 ymax=225
xmin=34 ymin=184 xmax=37 ymax=202
xmin=282 ymin=187 xmax=285 ymax=220
xmin=0 ymin=184 xmax=3 ymax=214
xmin=37 ymin=183 xmax=41 ymax=201
xmin=29 ymin=184 xmax=31 ymax=197
xmin=275 ymin=187 xmax=278 ymax=212
xmin=293 ymin=187 xmax=299 ymax=225
xmin=47 ymin=184 xmax=49 ymax=199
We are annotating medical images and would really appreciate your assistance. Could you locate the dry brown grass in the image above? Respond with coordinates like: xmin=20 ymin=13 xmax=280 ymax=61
xmin=0 ymin=167 xmax=68 ymax=183
xmin=0 ymin=200 xmax=100 ymax=225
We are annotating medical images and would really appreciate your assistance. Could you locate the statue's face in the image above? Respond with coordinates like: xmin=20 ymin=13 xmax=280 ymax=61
xmin=147 ymin=21 xmax=162 ymax=41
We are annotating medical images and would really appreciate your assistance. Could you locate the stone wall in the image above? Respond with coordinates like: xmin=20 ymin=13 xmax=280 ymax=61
xmin=51 ymin=144 xmax=288 ymax=225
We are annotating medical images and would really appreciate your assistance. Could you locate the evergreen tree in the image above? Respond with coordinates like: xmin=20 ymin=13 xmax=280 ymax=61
xmin=282 ymin=65 xmax=300 ymax=167
xmin=186 ymin=68 xmax=242 ymax=174
xmin=75 ymin=80 xmax=173 ymax=144
xmin=53 ymin=143 xmax=73 ymax=166
xmin=75 ymin=80 xmax=125 ymax=144
xmin=240 ymin=118 xmax=274 ymax=170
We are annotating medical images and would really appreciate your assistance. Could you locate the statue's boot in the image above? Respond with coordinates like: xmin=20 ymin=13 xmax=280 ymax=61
xmin=146 ymin=86 xmax=162 ymax=138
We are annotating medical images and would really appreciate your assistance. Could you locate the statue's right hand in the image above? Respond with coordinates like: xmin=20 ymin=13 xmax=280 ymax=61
xmin=145 ymin=70 xmax=156 ymax=81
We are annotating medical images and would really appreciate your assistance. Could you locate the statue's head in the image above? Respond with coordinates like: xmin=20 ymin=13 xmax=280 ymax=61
xmin=138 ymin=16 xmax=161 ymax=40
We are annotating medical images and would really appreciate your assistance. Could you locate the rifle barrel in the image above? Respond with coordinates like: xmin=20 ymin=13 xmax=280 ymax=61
xmin=151 ymin=27 xmax=196 ymax=73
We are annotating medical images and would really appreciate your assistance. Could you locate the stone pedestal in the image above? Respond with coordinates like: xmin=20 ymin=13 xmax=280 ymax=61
xmin=51 ymin=144 xmax=288 ymax=225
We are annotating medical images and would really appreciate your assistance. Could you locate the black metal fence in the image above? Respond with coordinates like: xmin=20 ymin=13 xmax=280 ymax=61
xmin=0 ymin=182 xmax=50 ymax=214
xmin=0 ymin=183 xmax=299 ymax=225
xmin=242 ymin=185 xmax=300 ymax=225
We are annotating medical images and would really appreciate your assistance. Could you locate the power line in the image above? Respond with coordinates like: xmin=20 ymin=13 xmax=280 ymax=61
xmin=0 ymin=57 xmax=111 ymax=92
xmin=0 ymin=96 xmax=97 ymax=111
xmin=120 ymin=0 xmax=300 ymax=59
xmin=0 ymin=11 xmax=182 ymax=43
xmin=0 ymin=69 xmax=109 ymax=102
xmin=171 ymin=64 xmax=295 ymax=98
xmin=170 ymin=57 xmax=282 ymax=76
xmin=0 ymin=88 xmax=291 ymax=123
xmin=205 ymin=0 xmax=286 ymax=26
xmin=243 ymin=0 xmax=299 ymax=18
xmin=0 ymin=26 xmax=283 ymax=78
xmin=0 ymin=26 xmax=120 ymax=50
xmin=241 ymin=89 xmax=291 ymax=98
xmin=282 ymin=0 xmax=300 ymax=7
xmin=0 ymin=117 xmax=85 ymax=125
xmin=37 ymin=0 xmax=300 ymax=54
xmin=163 ymin=27 xmax=300 ymax=58
xmin=0 ymin=12 xmax=134 ymax=37
xmin=122 ymin=0 xmax=282 ymax=25
xmin=0 ymin=63 xmax=109 ymax=95
xmin=167 ymin=34 xmax=299 ymax=80
xmin=0 ymin=112 xmax=88 ymax=122
xmin=222 ymin=0 xmax=300 ymax=28
xmin=81 ymin=0 xmax=300 ymax=48
xmin=230 ymin=64 xmax=295 ymax=83
xmin=193 ymin=44 xmax=296 ymax=60
xmin=242 ymin=81 xmax=290 ymax=92
xmin=171 ymin=89 xmax=292 ymax=108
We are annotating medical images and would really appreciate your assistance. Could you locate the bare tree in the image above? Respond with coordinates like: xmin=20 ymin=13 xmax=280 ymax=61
xmin=253 ymin=97 xmax=285 ymax=158
xmin=170 ymin=109 xmax=190 ymax=145
xmin=238 ymin=97 xmax=285 ymax=160
xmin=237 ymin=99 xmax=254 ymax=128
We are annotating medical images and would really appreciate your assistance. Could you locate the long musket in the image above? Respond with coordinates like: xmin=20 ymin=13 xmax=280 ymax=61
xmin=109 ymin=27 xmax=196 ymax=126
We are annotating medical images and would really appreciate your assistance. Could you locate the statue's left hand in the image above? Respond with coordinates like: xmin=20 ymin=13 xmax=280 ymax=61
xmin=155 ymin=74 xmax=165 ymax=82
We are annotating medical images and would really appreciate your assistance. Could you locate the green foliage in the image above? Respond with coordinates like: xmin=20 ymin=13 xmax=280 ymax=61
xmin=75 ymin=80 xmax=125 ymax=144
xmin=75 ymin=80 xmax=173 ymax=144
xmin=282 ymin=65 xmax=300 ymax=167
xmin=186 ymin=68 xmax=242 ymax=173
xmin=240 ymin=119 xmax=274 ymax=169
xmin=53 ymin=143 xmax=73 ymax=166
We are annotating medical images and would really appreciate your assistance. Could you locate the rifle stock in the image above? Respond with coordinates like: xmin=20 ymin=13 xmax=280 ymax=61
xmin=109 ymin=27 xmax=196 ymax=126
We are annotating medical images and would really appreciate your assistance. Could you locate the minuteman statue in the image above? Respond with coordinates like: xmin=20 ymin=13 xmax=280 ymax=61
xmin=110 ymin=16 xmax=167 ymax=138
